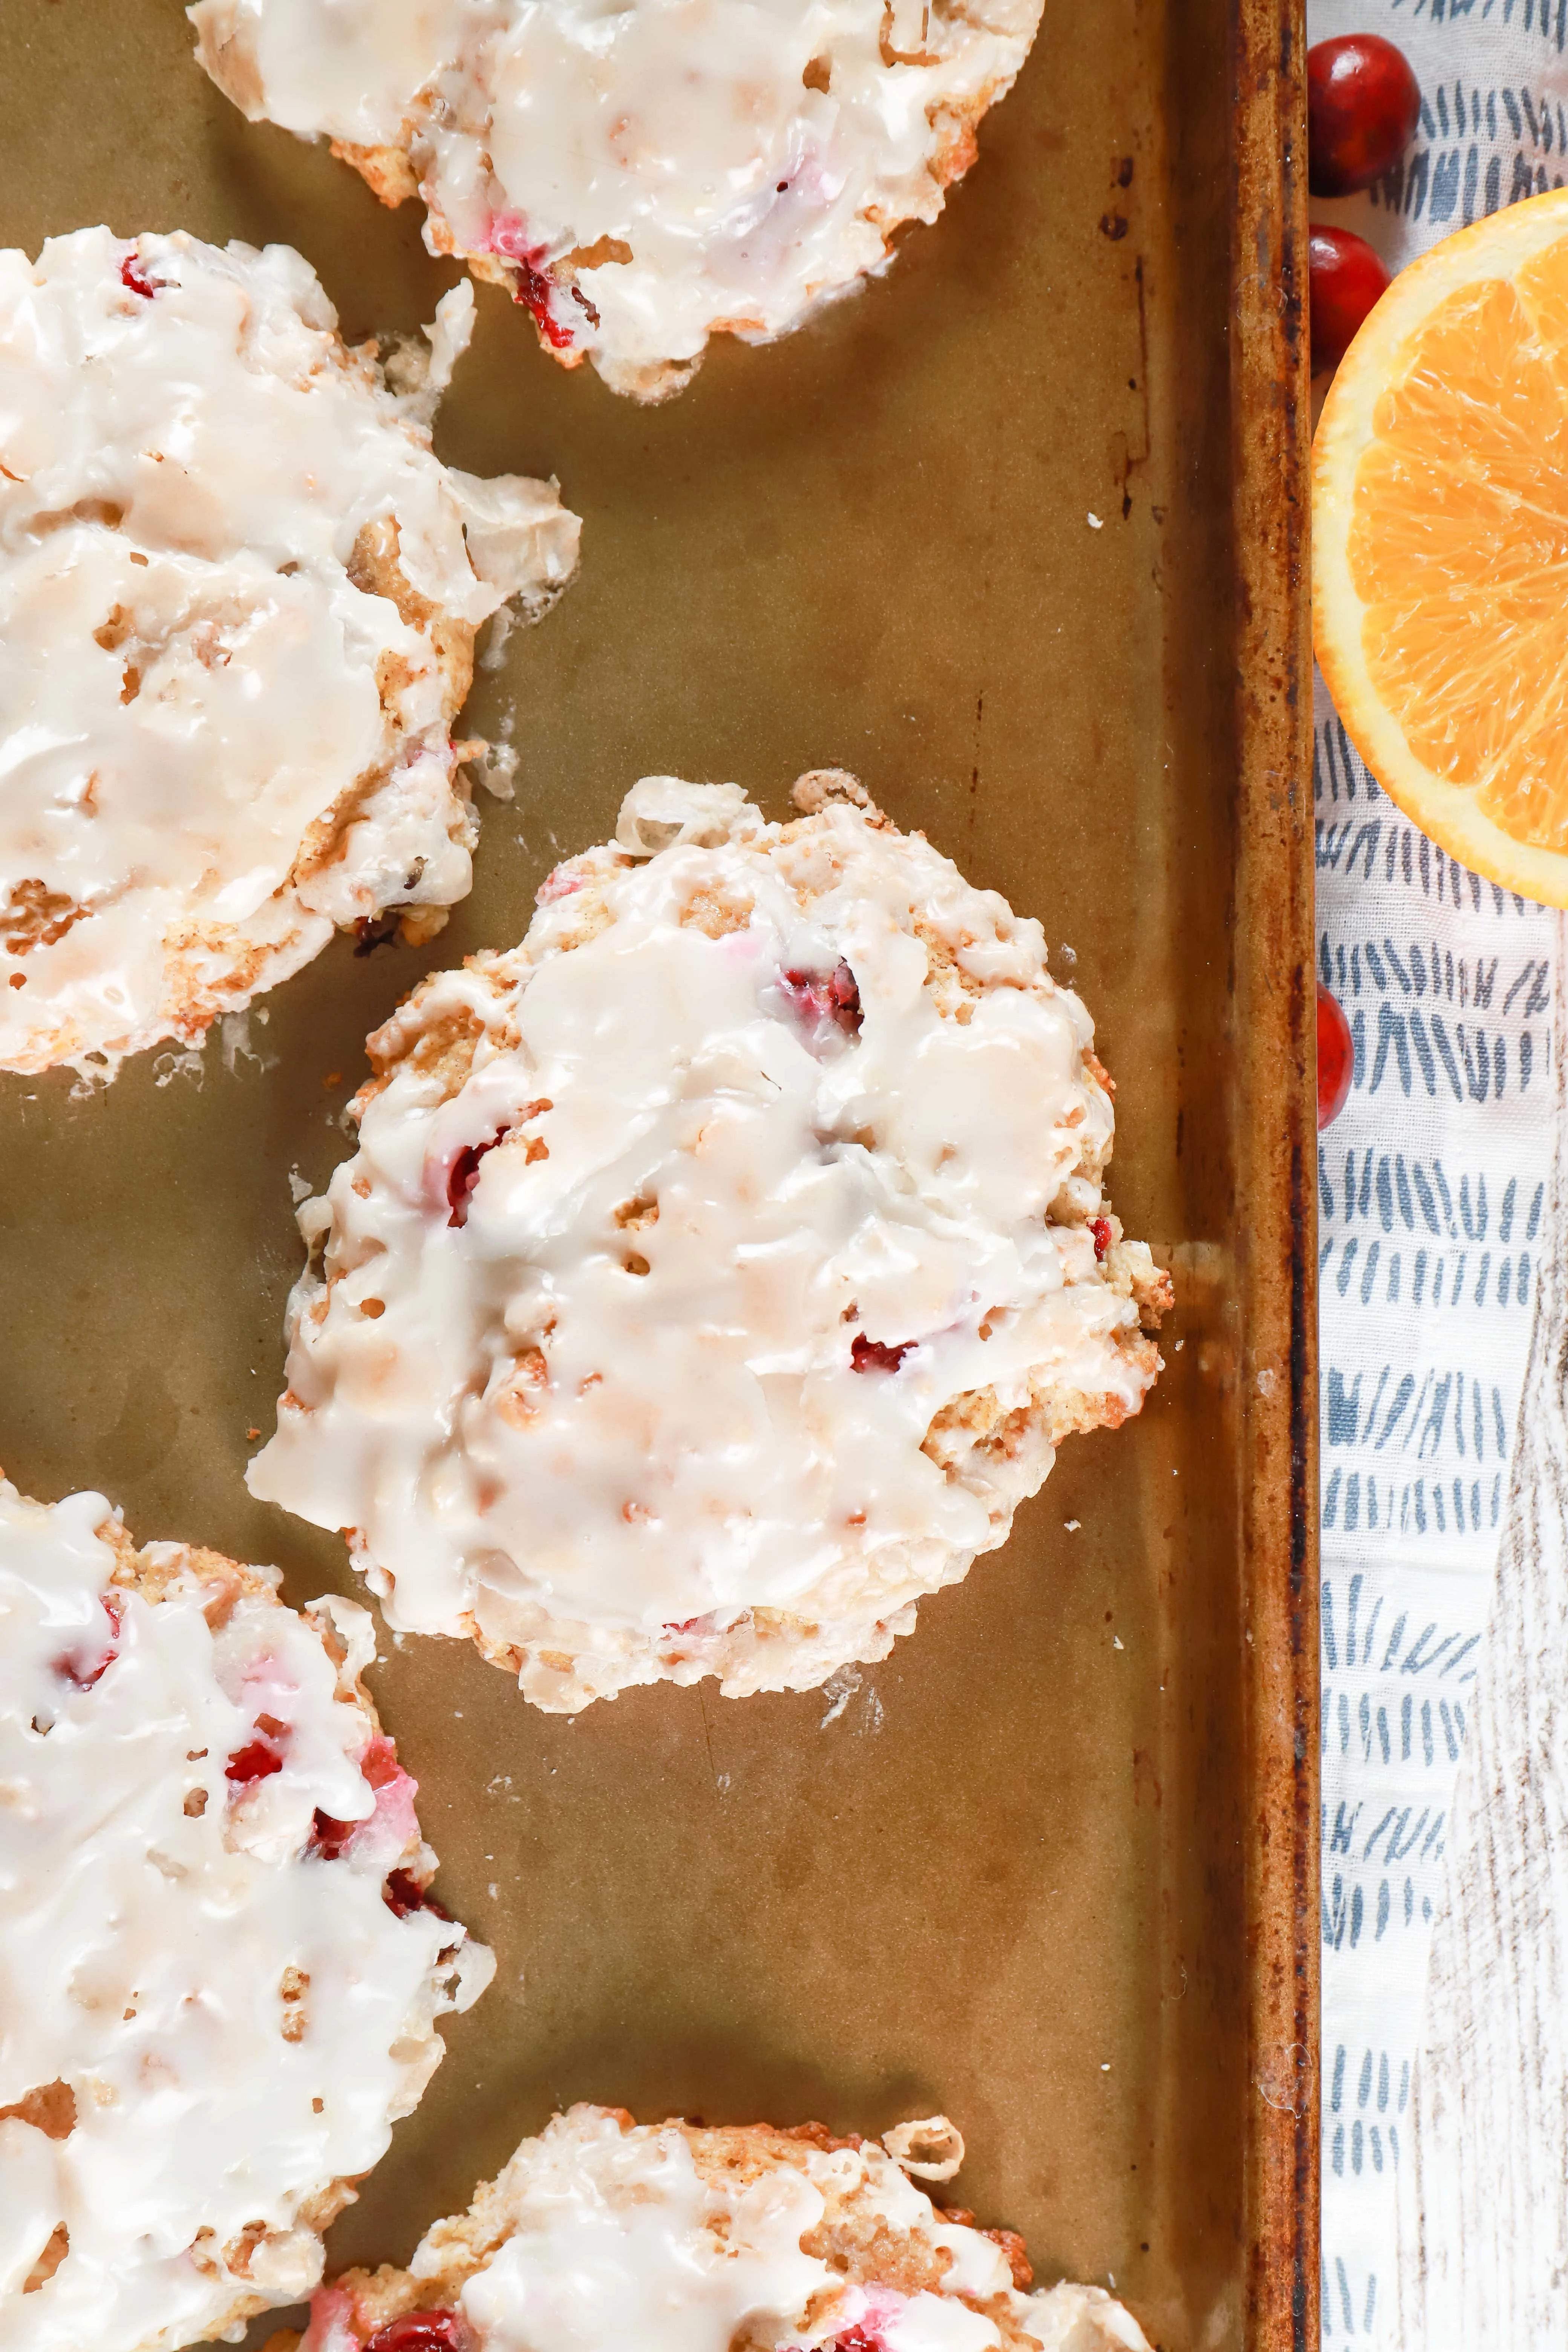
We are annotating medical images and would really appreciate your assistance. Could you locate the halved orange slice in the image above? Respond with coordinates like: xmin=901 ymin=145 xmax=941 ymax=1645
xmin=1314 ymin=185 xmax=1568 ymax=902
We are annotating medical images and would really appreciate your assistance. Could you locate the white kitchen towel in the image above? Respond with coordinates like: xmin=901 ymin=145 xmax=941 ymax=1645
xmin=1307 ymin=1 xmax=1566 ymax=2338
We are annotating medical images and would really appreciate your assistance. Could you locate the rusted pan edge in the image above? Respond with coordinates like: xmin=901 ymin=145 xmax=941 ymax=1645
xmin=1229 ymin=3 xmax=1320 ymax=2348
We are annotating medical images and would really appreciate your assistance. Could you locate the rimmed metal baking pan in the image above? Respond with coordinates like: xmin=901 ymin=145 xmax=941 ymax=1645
xmin=0 ymin=0 xmax=1315 ymax=2343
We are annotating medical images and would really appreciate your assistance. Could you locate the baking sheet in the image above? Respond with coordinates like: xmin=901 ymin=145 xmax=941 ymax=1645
xmin=0 ymin=0 xmax=1317 ymax=2345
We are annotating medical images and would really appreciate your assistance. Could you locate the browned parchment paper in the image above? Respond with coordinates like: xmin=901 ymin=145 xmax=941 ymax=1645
xmin=0 ymin=1 xmax=1317 ymax=2344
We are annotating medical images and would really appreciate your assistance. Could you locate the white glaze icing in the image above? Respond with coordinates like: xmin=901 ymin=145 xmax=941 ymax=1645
xmin=459 ymin=2127 xmax=826 ymax=2352
xmin=0 ymin=226 xmax=580 ymax=1078
xmin=188 ymin=0 xmax=1046 ymax=399
xmin=302 ymin=2105 xmax=1153 ymax=2352
xmin=249 ymin=779 xmax=1164 ymax=1710
xmin=0 ymin=1481 xmax=492 ymax=2352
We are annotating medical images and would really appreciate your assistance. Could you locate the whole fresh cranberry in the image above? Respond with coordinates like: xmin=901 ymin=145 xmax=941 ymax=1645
xmin=1317 ymin=982 xmax=1354 ymax=1130
xmin=1308 ymin=34 xmax=1421 ymax=197
xmin=1309 ymin=225 xmax=1391 ymax=372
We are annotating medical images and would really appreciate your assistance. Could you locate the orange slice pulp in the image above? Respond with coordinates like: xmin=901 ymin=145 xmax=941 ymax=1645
xmin=1313 ymin=184 xmax=1568 ymax=903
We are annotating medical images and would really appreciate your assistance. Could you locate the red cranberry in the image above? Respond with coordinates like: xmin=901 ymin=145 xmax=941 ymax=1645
xmin=447 ymin=1135 xmax=504 ymax=1227
xmin=1317 ymin=982 xmax=1354 ymax=1130
xmin=364 ymin=2313 xmax=471 ymax=2352
xmin=447 ymin=1103 xmax=550 ymax=1224
xmin=309 ymin=1808 xmax=359 ymax=1860
xmin=382 ymin=1869 xmax=453 ymax=1922
xmin=310 ymin=1738 xmax=402 ymax=1858
xmin=488 ymin=219 xmax=575 ymax=349
xmin=851 ymin=1333 xmax=912 ymax=1375
xmin=225 ymin=1737 xmax=284 ymax=1785
xmin=1090 ymin=1217 xmax=1112 ymax=1262
xmin=119 ymin=254 xmax=157 ymax=299
xmin=1308 ymin=34 xmax=1421 ymax=197
xmin=826 ymin=961 xmax=861 ymax=1026
xmin=55 ymin=1592 xmax=126 ymax=1690
xmin=781 ymin=961 xmax=862 ymax=1039
xmin=360 ymin=1733 xmax=403 ymax=1789
xmin=831 ymin=2330 xmax=884 ymax=2352
xmin=1309 ymin=225 xmax=1391 ymax=372
xmin=515 ymin=260 xmax=575 ymax=350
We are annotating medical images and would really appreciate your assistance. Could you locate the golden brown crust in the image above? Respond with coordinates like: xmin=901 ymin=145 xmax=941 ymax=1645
xmin=330 ymin=139 xmax=421 ymax=208
xmin=98 ymin=1517 xmax=277 ymax=1631
xmin=1 ymin=877 xmax=89 ymax=956
xmin=911 ymin=910 xmax=985 ymax=999
xmin=1130 ymin=1259 xmax=1174 ymax=1331
xmin=684 ymin=2119 xmax=865 ymax=2186
xmin=346 ymin=516 xmax=477 ymax=711
xmin=22 ymin=2224 xmax=70 ymax=2296
xmin=677 ymin=879 xmax=756 ymax=939
xmin=800 ymin=2210 xmax=951 ymax=2297
xmin=954 ymin=2220 xmax=1034 ymax=2293
xmin=0 ymin=2080 xmax=77 ymax=2139
xmin=788 ymin=769 xmax=885 ymax=821
xmin=548 ymin=893 xmax=620 ymax=954
xmin=289 ymin=762 xmax=392 ymax=888
xmin=928 ymin=113 xmax=982 ymax=191
xmin=388 ymin=1000 xmax=488 ymax=1099
xmin=920 ymin=1314 xmax=1165 ymax=1488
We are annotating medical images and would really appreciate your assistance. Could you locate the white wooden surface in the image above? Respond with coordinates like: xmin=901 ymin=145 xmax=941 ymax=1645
xmin=1394 ymin=916 xmax=1568 ymax=2347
